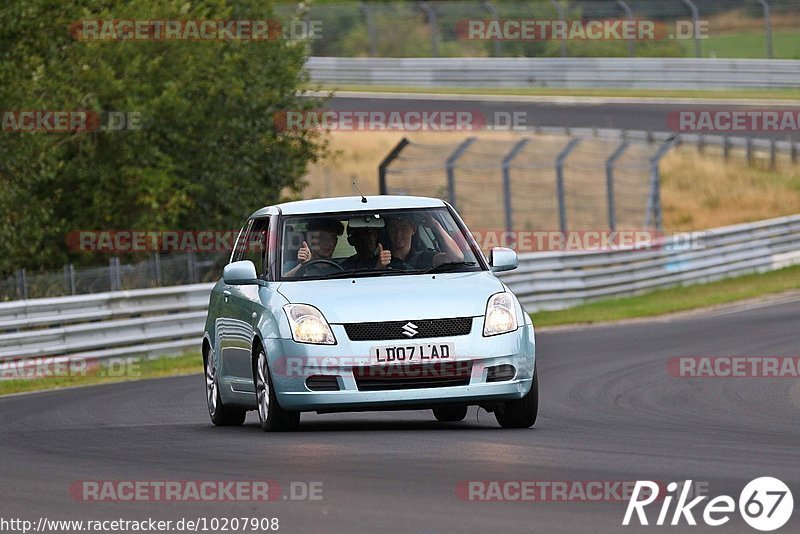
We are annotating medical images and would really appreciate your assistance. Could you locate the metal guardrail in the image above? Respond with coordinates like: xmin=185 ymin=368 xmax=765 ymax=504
xmin=306 ymin=57 xmax=800 ymax=90
xmin=504 ymin=214 xmax=800 ymax=310
xmin=0 ymin=284 xmax=213 ymax=363
xmin=0 ymin=214 xmax=798 ymax=364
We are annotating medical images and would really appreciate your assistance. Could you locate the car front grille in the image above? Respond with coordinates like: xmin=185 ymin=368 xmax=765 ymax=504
xmin=353 ymin=361 xmax=472 ymax=391
xmin=343 ymin=317 xmax=473 ymax=341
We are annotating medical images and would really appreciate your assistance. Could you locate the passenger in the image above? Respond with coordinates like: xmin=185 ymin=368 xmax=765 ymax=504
xmin=340 ymin=226 xmax=392 ymax=270
xmin=284 ymin=218 xmax=344 ymax=277
xmin=384 ymin=213 xmax=464 ymax=270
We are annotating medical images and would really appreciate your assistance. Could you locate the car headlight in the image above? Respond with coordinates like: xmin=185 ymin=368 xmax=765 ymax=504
xmin=283 ymin=304 xmax=336 ymax=345
xmin=483 ymin=292 xmax=518 ymax=337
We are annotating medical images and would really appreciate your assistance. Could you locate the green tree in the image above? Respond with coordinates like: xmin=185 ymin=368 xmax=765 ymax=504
xmin=0 ymin=0 xmax=327 ymax=274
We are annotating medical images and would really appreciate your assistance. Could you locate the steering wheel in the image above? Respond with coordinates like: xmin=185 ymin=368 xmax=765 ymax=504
xmin=294 ymin=259 xmax=345 ymax=276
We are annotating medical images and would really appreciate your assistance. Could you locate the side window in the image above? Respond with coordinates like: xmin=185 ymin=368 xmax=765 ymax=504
xmin=231 ymin=220 xmax=253 ymax=263
xmin=242 ymin=218 xmax=270 ymax=278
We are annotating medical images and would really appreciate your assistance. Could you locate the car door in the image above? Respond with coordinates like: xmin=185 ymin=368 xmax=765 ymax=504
xmin=221 ymin=217 xmax=270 ymax=389
xmin=217 ymin=219 xmax=251 ymax=384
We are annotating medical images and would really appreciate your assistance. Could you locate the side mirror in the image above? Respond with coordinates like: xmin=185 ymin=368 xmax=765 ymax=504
xmin=223 ymin=260 xmax=258 ymax=285
xmin=490 ymin=247 xmax=518 ymax=273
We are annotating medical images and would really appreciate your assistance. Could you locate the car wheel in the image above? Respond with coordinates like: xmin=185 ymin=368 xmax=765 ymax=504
xmin=433 ymin=406 xmax=468 ymax=422
xmin=255 ymin=347 xmax=300 ymax=432
xmin=205 ymin=346 xmax=246 ymax=426
xmin=495 ymin=363 xmax=538 ymax=429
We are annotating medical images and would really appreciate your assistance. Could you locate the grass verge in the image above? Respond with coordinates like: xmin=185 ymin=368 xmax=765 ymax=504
xmin=323 ymin=84 xmax=800 ymax=101
xmin=0 ymin=352 xmax=202 ymax=397
xmin=682 ymin=31 xmax=800 ymax=60
xmin=532 ymin=264 xmax=800 ymax=327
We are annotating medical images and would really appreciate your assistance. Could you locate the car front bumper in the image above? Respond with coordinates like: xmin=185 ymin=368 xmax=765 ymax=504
xmin=262 ymin=319 xmax=536 ymax=412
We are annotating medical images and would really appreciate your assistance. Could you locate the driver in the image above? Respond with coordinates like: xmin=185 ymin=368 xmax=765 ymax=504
xmin=284 ymin=218 xmax=344 ymax=277
xmin=384 ymin=213 xmax=464 ymax=270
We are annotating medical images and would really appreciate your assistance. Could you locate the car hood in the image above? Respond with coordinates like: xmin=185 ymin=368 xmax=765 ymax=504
xmin=275 ymin=271 xmax=504 ymax=323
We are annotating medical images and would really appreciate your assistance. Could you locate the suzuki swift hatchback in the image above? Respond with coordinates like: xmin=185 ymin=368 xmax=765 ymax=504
xmin=202 ymin=196 xmax=537 ymax=431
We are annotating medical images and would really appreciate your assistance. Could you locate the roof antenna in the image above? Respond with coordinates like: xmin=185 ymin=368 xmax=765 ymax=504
xmin=352 ymin=178 xmax=368 ymax=203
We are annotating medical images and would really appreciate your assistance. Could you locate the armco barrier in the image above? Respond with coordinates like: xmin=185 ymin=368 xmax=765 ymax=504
xmin=0 ymin=284 xmax=213 ymax=363
xmin=306 ymin=57 xmax=800 ymax=90
xmin=505 ymin=215 xmax=800 ymax=310
xmin=0 ymin=215 xmax=798 ymax=364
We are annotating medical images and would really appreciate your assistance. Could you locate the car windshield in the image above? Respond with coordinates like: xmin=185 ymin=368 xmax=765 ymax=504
xmin=278 ymin=207 xmax=484 ymax=280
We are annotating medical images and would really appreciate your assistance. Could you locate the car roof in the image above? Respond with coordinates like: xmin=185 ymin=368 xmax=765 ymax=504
xmin=249 ymin=196 xmax=447 ymax=217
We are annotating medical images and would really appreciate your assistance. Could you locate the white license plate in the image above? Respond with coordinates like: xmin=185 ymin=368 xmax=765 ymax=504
xmin=370 ymin=342 xmax=455 ymax=365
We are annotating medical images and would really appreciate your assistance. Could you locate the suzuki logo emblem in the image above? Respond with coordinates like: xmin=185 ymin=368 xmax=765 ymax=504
xmin=402 ymin=322 xmax=418 ymax=338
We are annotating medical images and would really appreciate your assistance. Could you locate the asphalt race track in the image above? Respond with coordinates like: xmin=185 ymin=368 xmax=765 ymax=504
xmin=329 ymin=94 xmax=795 ymax=141
xmin=1 ymin=295 xmax=798 ymax=533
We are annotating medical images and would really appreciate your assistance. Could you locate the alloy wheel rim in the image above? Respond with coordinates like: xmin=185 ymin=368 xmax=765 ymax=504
xmin=257 ymin=350 xmax=269 ymax=422
xmin=205 ymin=350 xmax=217 ymax=415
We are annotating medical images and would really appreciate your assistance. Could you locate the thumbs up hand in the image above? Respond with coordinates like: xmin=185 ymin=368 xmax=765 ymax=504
xmin=297 ymin=241 xmax=312 ymax=263
xmin=376 ymin=243 xmax=392 ymax=268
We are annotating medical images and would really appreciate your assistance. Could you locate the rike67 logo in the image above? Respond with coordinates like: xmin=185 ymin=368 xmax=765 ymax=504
xmin=624 ymin=477 xmax=793 ymax=531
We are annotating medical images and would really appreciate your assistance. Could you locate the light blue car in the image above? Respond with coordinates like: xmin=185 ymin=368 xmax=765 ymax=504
xmin=202 ymin=196 xmax=537 ymax=431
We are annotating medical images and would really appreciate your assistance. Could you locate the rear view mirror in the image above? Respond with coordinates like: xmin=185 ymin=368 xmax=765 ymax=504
xmin=348 ymin=214 xmax=385 ymax=229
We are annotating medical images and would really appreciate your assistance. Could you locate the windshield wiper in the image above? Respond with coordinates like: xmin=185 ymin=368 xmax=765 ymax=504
xmin=424 ymin=261 xmax=478 ymax=274
xmin=322 ymin=267 xmax=408 ymax=279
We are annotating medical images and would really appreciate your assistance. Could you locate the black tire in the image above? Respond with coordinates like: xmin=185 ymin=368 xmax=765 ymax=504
xmin=495 ymin=363 xmax=538 ymax=429
xmin=205 ymin=346 xmax=246 ymax=426
xmin=433 ymin=406 xmax=468 ymax=422
xmin=255 ymin=346 xmax=300 ymax=432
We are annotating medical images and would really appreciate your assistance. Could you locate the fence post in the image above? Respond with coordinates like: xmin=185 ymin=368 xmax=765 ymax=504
xmin=549 ymin=0 xmax=568 ymax=58
xmin=378 ymin=137 xmax=410 ymax=195
xmin=791 ymin=139 xmax=798 ymax=164
xmin=680 ymin=0 xmax=702 ymax=57
xmin=723 ymin=135 xmax=731 ymax=160
xmin=746 ymin=137 xmax=754 ymax=166
xmin=481 ymin=0 xmax=502 ymax=57
xmin=645 ymin=136 xmax=678 ymax=230
xmin=418 ymin=2 xmax=439 ymax=57
xmin=501 ymin=138 xmax=531 ymax=236
xmin=606 ymin=140 xmax=629 ymax=231
xmin=769 ymin=139 xmax=777 ymax=169
xmin=16 ymin=269 xmax=27 ymax=300
xmin=64 ymin=264 xmax=76 ymax=295
xmin=555 ymin=138 xmax=581 ymax=234
xmin=697 ymin=134 xmax=705 ymax=154
xmin=187 ymin=251 xmax=198 ymax=284
xmin=616 ymin=0 xmax=636 ymax=57
xmin=755 ymin=0 xmax=773 ymax=59
xmin=153 ymin=252 xmax=162 ymax=286
xmin=445 ymin=137 xmax=476 ymax=209
xmin=359 ymin=2 xmax=378 ymax=58
xmin=109 ymin=257 xmax=121 ymax=291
